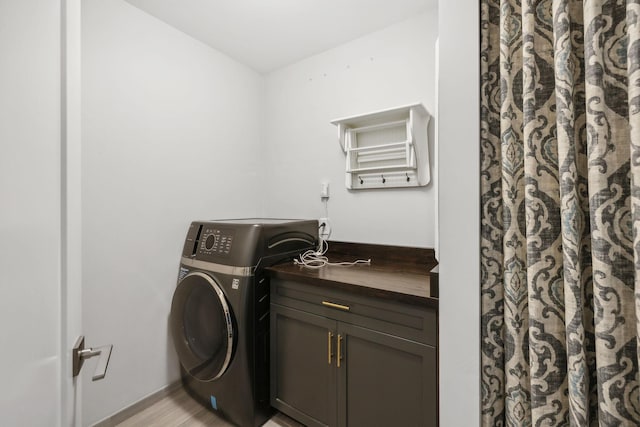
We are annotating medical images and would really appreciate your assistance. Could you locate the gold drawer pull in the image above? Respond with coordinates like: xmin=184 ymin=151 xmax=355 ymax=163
xmin=322 ymin=301 xmax=350 ymax=311
xmin=337 ymin=334 xmax=343 ymax=368
xmin=328 ymin=331 xmax=333 ymax=365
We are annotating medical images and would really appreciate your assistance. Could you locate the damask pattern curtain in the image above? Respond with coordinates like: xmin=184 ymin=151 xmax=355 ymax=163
xmin=480 ymin=0 xmax=640 ymax=425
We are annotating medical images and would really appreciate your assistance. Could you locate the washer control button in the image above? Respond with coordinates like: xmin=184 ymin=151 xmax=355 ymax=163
xmin=204 ymin=234 xmax=216 ymax=250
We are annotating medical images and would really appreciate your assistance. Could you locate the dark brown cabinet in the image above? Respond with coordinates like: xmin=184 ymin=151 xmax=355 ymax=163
xmin=271 ymin=304 xmax=336 ymax=426
xmin=270 ymin=279 xmax=438 ymax=427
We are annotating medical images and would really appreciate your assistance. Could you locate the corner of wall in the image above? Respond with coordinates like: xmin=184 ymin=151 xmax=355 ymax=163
xmin=437 ymin=3 xmax=480 ymax=426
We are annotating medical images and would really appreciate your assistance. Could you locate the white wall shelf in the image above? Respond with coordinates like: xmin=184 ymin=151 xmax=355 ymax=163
xmin=331 ymin=103 xmax=430 ymax=189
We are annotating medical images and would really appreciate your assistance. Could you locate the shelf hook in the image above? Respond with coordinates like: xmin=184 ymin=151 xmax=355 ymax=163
xmin=381 ymin=174 xmax=386 ymax=184
xmin=406 ymin=173 xmax=410 ymax=182
xmin=359 ymin=176 xmax=364 ymax=184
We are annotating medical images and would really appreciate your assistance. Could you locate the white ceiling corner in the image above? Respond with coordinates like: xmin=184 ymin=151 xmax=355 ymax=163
xmin=124 ymin=0 xmax=436 ymax=73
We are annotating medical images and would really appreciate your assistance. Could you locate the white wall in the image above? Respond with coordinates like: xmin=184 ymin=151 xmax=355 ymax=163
xmin=0 ymin=1 xmax=62 ymax=425
xmin=438 ymin=2 xmax=480 ymax=426
xmin=263 ymin=11 xmax=438 ymax=247
xmin=81 ymin=1 xmax=264 ymax=424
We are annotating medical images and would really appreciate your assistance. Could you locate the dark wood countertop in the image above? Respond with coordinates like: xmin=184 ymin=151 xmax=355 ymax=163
xmin=266 ymin=241 xmax=439 ymax=308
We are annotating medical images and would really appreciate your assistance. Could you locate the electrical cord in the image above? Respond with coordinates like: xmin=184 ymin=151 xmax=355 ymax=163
xmin=294 ymin=221 xmax=371 ymax=269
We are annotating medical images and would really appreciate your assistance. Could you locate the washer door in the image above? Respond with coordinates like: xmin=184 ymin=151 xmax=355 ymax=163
xmin=170 ymin=272 xmax=235 ymax=381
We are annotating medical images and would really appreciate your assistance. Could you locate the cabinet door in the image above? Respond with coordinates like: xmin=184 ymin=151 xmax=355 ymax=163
xmin=337 ymin=323 xmax=437 ymax=427
xmin=271 ymin=304 xmax=337 ymax=427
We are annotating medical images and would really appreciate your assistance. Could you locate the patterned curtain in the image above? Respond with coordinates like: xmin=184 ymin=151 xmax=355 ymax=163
xmin=480 ymin=0 xmax=640 ymax=425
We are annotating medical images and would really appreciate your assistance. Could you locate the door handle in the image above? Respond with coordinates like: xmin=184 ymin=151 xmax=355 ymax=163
xmin=72 ymin=336 xmax=113 ymax=381
xmin=328 ymin=331 xmax=333 ymax=365
xmin=337 ymin=334 xmax=343 ymax=368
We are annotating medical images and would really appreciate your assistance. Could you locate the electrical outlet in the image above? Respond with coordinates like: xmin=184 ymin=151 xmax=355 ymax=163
xmin=319 ymin=217 xmax=331 ymax=239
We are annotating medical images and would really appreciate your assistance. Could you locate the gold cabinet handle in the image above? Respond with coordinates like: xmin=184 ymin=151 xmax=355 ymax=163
xmin=322 ymin=301 xmax=350 ymax=311
xmin=337 ymin=334 xmax=343 ymax=368
xmin=328 ymin=331 xmax=333 ymax=365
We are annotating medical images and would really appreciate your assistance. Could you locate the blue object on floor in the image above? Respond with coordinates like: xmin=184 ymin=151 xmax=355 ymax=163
xmin=210 ymin=395 xmax=218 ymax=410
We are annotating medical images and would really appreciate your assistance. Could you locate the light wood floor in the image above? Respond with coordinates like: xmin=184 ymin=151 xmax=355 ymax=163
xmin=113 ymin=386 xmax=303 ymax=427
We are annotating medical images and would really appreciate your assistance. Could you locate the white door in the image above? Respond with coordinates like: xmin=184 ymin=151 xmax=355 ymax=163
xmin=0 ymin=1 xmax=82 ymax=425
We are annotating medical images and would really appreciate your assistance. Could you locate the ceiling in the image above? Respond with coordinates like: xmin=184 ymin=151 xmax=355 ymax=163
xmin=124 ymin=0 xmax=436 ymax=74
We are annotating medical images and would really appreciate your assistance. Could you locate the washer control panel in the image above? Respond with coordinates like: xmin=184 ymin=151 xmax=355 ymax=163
xmin=199 ymin=227 xmax=234 ymax=256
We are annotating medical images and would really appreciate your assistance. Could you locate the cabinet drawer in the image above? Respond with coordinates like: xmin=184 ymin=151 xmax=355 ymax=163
xmin=271 ymin=279 xmax=437 ymax=346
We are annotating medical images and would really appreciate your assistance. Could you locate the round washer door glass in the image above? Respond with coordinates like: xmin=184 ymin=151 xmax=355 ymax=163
xmin=170 ymin=272 xmax=235 ymax=381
